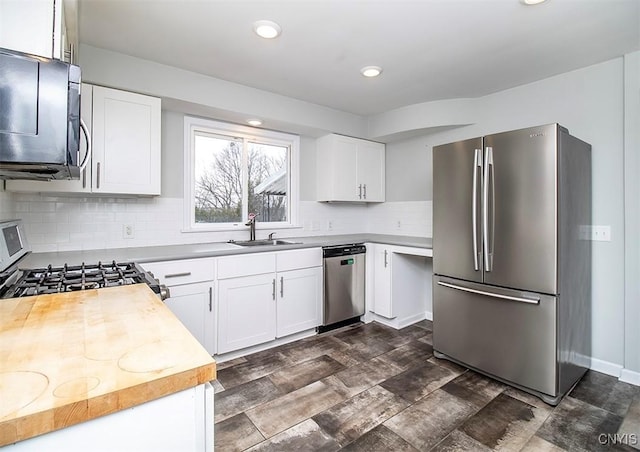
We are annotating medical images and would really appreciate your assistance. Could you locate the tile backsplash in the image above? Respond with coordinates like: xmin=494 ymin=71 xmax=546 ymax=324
xmin=3 ymin=192 xmax=432 ymax=252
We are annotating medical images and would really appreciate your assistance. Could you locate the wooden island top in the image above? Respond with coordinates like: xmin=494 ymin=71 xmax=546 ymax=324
xmin=0 ymin=284 xmax=216 ymax=447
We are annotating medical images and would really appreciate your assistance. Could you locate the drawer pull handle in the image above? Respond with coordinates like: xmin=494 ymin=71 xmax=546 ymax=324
xmin=165 ymin=272 xmax=192 ymax=279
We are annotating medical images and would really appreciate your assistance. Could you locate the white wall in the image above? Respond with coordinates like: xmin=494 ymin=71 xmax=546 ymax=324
xmin=386 ymin=135 xmax=433 ymax=202
xmin=78 ymin=44 xmax=367 ymax=140
xmin=383 ymin=58 xmax=628 ymax=374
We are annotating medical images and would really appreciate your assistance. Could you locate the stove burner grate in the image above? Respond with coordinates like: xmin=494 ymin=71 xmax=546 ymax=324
xmin=2 ymin=261 xmax=161 ymax=298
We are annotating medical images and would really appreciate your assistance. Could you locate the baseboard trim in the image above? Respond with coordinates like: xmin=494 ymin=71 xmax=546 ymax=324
xmin=214 ymin=328 xmax=316 ymax=363
xmin=620 ymin=368 xmax=640 ymax=386
xmin=590 ymin=358 xmax=623 ymax=378
xmin=425 ymin=310 xmax=433 ymax=321
xmin=397 ymin=312 xmax=427 ymax=329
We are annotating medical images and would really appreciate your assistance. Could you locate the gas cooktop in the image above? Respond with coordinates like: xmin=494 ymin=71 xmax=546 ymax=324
xmin=1 ymin=261 xmax=162 ymax=299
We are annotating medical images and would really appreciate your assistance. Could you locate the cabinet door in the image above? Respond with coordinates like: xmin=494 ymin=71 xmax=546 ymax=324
xmin=0 ymin=0 xmax=55 ymax=58
xmin=165 ymin=282 xmax=215 ymax=355
xmin=317 ymin=134 xmax=358 ymax=201
xmin=6 ymin=83 xmax=93 ymax=194
xmin=373 ymin=246 xmax=393 ymax=318
xmin=217 ymin=274 xmax=276 ymax=354
xmin=92 ymin=86 xmax=161 ymax=195
xmin=277 ymin=267 xmax=322 ymax=338
xmin=357 ymin=141 xmax=385 ymax=202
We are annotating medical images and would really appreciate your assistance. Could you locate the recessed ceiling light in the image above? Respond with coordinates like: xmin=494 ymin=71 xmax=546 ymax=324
xmin=360 ymin=66 xmax=383 ymax=77
xmin=521 ymin=0 xmax=547 ymax=4
xmin=247 ymin=119 xmax=262 ymax=127
xmin=253 ymin=20 xmax=281 ymax=39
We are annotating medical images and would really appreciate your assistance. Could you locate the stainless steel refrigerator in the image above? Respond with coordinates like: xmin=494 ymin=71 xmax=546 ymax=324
xmin=432 ymin=123 xmax=591 ymax=405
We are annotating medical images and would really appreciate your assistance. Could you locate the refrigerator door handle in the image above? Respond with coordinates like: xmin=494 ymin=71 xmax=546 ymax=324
xmin=437 ymin=281 xmax=540 ymax=305
xmin=472 ymin=148 xmax=482 ymax=271
xmin=483 ymin=147 xmax=494 ymax=272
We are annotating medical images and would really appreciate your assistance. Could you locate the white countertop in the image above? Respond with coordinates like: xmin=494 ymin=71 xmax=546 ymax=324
xmin=21 ymin=234 xmax=432 ymax=268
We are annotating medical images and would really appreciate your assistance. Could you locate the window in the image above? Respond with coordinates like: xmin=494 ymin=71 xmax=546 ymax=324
xmin=184 ymin=117 xmax=299 ymax=231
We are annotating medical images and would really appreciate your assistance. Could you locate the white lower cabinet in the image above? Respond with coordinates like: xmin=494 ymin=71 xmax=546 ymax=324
xmin=373 ymin=245 xmax=394 ymax=318
xmin=217 ymin=273 xmax=277 ymax=354
xmin=165 ymin=282 xmax=215 ymax=356
xmin=276 ymin=266 xmax=323 ymax=338
xmin=141 ymin=259 xmax=215 ymax=355
xmin=144 ymin=248 xmax=323 ymax=357
xmin=367 ymin=243 xmax=433 ymax=329
xmin=216 ymin=248 xmax=323 ymax=355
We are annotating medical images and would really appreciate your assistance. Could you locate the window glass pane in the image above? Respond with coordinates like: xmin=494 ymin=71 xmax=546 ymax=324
xmin=194 ymin=133 xmax=243 ymax=224
xmin=247 ymin=141 xmax=288 ymax=222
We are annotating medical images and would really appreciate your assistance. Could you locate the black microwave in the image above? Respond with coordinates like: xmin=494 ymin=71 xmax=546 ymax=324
xmin=0 ymin=47 xmax=89 ymax=180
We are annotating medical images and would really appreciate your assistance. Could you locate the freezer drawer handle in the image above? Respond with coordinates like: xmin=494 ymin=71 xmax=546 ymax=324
xmin=437 ymin=281 xmax=540 ymax=305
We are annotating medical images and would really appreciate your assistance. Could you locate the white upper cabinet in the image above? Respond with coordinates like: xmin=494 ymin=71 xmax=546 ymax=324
xmin=316 ymin=134 xmax=385 ymax=202
xmin=91 ymin=86 xmax=161 ymax=195
xmin=0 ymin=0 xmax=72 ymax=62
xmin=7 ymin=84 xmax=162 ymax=196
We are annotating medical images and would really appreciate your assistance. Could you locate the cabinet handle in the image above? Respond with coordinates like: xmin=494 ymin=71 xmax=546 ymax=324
xmin=272 ymin=279 xmax=276 ymax=300
xmin=96 ymin=162 xmax=101 ymax=189
xmin=280 ymin=276 xmax=284 ymax=297
xmin=363 ymin=184 xmax=367 ymax=199
xmin=358 ymin=184 xmax=362 ymax=199
xmin=209 ymin=287 xmax=212 ymax=312
xmin=384 ymin=249 xmax=388 ymax=268
xmin=82 ymin=168 xmax=86 ymax=189
xmin=165 ymin=272 xmax=192 ymax=278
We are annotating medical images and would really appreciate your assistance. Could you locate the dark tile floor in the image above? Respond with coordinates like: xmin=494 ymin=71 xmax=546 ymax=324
xmin=213 ymin=321 xmax=640 ymax=451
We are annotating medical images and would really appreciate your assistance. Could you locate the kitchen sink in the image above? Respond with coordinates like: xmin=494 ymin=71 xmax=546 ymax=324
xmin=229 ymin=239 xmax=302 ymax=247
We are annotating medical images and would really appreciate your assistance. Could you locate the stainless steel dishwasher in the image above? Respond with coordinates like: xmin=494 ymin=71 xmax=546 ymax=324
xmin=321 ymin=244 xmax=366 ymax=332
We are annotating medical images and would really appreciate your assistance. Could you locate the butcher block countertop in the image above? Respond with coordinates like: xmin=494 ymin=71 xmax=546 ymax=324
xmin=0 ymin=284 xmax=216 ymax=447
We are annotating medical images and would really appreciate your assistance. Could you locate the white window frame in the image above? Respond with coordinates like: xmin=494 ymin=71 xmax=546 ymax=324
xmin=183 ymin=116 xmax=300 ymax=232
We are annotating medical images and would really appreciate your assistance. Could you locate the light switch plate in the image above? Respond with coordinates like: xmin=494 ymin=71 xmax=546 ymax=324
xmin=578 ymin=225 xmax=612 ymax=241
xmin=592 ymin=225 xmax=611 ymax=241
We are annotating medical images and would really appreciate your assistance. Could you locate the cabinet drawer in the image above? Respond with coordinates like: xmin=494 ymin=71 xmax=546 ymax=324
xmin=276 ymin=248 xmax=322 ymax=272
xmin=217 ymin=253 xmax=276 ymax=279
xmin=142 ymin=258 xmax=215 ymax=286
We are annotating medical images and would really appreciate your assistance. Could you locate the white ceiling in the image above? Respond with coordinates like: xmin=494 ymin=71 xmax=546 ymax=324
xmin=78 ymin=0 xmax=640 ymax=117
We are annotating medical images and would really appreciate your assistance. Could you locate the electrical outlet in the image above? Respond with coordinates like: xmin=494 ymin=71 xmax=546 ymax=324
xmin=328 ymin=220 xmax=333 ymax=230
xmin=396 ymin=220 xmax=402 ymax=230
xmin=123 ymin=224 xmax=135 ymax=239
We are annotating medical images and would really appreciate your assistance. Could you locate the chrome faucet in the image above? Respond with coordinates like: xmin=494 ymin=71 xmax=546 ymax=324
xmin=245 ymin=213 xmax=258 ymax=241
